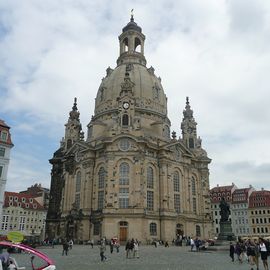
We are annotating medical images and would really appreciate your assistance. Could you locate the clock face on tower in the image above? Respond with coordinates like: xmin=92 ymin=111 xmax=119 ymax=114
xmin=123 ymin=102 xmax=130 ymax=110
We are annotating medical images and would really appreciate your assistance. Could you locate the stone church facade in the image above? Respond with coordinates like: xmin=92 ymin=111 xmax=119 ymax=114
xmin=46 ymin=16 xmax=213 ymax=243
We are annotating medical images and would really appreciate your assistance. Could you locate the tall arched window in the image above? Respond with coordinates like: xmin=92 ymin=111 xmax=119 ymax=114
xmin=122 ymin=114 xmax=129 ymax=126
xmin=191 ymin=177 xmax=196 ymax=195
xmin=75 ymin=171 xmax=81 ymax=192
xmin=147 ymin=167 xmax=154 ymax=189
xmin=75 ymin=171 xmax=81 ymax=209
xmin=196 ymin=225 xmax=201 ymax=236
xmin=119 ymin=162 xmax=130 ymax=208
xmin=98 ymin=167 xmax=105 ymax=189
xmin=173 ymin=172 xmax=180 ymax=192
xmin=150 ymin=222 xmax=157 ymax=236
xmin=119 ymin=163 xmax=129 ymax=185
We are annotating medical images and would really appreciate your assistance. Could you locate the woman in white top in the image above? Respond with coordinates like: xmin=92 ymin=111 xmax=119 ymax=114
xmin=259 ymin=238 xmax=269 ymax=270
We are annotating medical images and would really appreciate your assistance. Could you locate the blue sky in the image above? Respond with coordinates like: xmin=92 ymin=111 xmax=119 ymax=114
xmin=1 ymin=0 xmax=270 ymax=192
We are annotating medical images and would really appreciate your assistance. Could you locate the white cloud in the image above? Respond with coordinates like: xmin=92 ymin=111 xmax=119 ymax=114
xmin=1 ymin=0 xmax=270 ymax=191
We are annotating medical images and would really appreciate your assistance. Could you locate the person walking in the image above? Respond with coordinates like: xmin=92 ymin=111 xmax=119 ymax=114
xmin=259 ymin=238 xmax=269 ymax=270
xmin=190 ymin=238 xmax=195 ymax=252
xmin=62 ymin=240 xmax=69 ymax=256
xmin=247 ymin=240 xmax=256 ymax=270
xmin=229 ymin=242 xmax=235 ymax=262
xmin=99 ymin=241 xmax=107 ymax=262
xmin=254 ymin=239 xmax=260 ymax=270
xmin=68 ymin=239 xmax=74 ymax=250
xmin=133 ymin=240 xmax=139 ymax=258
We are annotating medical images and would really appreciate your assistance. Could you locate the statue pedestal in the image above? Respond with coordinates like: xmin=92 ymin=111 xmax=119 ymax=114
xmin=218 ymin=221 xmax=235 ymax=241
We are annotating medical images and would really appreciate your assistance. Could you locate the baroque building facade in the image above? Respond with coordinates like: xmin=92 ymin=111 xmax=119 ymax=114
xmin=46 ymin=16 xmax=212 ymax=243
xmin=0 ymin=119 xmax=14 ymax=223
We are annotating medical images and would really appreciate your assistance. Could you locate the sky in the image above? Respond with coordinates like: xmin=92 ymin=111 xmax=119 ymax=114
xmin=1 ymin=0 xmax=270 ymax=192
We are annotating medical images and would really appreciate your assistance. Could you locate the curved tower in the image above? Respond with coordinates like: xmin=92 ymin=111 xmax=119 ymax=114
xmin=46 ymin=16 xmax=212 ymax=243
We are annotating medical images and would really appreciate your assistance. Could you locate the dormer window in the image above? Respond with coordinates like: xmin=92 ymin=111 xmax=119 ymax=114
xmin=9 ymin=202 xmax=13 ymax=206
xmin=9 ymin=196 xmax=13 ymax=201
xmin=30 ymin=198 xmax=33 ymax=203
xmin=0 ymin=131 xmax=8 ymax=142
xmin=14 ymin=197 xmax=18 ymax=202
xmin=18 ymin=202 xmax=21 ymax=207
xmin=22 ymin=197 xmax=26 ymax=202
xmin=26 ymin=203 xmax=29 ymax=208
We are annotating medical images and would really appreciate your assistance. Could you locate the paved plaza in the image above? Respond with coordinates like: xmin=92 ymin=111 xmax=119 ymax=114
xmin=11 ymin=244 xmax=267 ymax=270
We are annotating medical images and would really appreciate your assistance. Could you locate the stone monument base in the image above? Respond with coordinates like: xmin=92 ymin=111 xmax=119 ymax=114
xmin=218 ymin=221 xmax=236 ymax=241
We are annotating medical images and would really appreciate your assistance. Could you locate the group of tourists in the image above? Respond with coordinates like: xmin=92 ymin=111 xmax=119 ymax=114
xmin=125 ymin=238 xmax=139 ymax=259
xmin=229 ymin=237 xmax=270 ymax=270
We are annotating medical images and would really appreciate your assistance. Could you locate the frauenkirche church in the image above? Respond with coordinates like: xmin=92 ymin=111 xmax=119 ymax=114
xmin=46 ymin=15 xmax=213 ymax=243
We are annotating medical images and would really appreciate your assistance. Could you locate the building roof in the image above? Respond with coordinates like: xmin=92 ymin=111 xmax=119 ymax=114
xmin=249 ymin=190 xmax=270 ymax=208
xmin=4 ymin=191 xmax=44 ymax=210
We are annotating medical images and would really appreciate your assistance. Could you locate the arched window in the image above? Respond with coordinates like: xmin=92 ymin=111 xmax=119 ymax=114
xmin=189 ymin=138 xmax=194 ymax=148
xmin=123 ymin=37 xmax=128 ymax=52
xmin=196 ymin=225 xmax=201 ymax=237
xmin=119 ymin=162 xmax=129 ymax=185
xmin=147 ymin=167 xmax=154 ymax=189
xmin=122 ymin=114 xmax=129 ymax=126
xmin=191 ymin=177 xmax=196 ymax=195
xmin=135 ymin=37 xmax=141 ymax=52
xmin=119 ymin=162 xmax=130 ymax=208
xmin=75 ymin=171 xmax=81 ymax=192
xmin=98 ymin=167 xmax=105 ymax=189
xmin=173 ymin=172 xmax=180 ymax=192
xmin=150 ymin=222 xmax=157 ymax=236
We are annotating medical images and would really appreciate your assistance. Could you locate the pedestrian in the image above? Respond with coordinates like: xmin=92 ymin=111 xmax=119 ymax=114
xmin=190 ymin=238 xmax=195 ymax=252
xmin=115 ymin=241 xmax=120 ymax=253
xmin=68 ymin=239 xmax=74 ymax=250
xmin=235 ymin=242 xmax=243 ymax=263
xmin=99 ymin=241 xmax=107 ymax=262
xmin=259 ymin=238 xmax=269 ymax=270
xmin=90 ymin=239 xmax=94 ymax=249
xmin=247 ymin=240 xmax=256 ymax=270
xmin=0 ymin=247 xmax=10 ymax=270
xmin=165 ymin=241 xmax=169 ymax=247
xmin=229 ymin=242 xmax=235 ymax=262
xmin=133 ymin=240 xmax=139 ymax=258
xmin=254 ymin=239 xmax=260 ymax=270
xmin=62 ymin=240 xmax=69 ymax=256
xmin=110 ymin=239 xmax=114 ymax=254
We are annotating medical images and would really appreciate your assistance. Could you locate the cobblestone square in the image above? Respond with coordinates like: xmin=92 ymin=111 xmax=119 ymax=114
xmin=12 ymin=244 xmax=267 ymax=270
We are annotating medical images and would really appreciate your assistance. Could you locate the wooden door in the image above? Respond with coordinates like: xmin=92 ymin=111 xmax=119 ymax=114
xmin=119 ymin=227 xmax=127 ymax=242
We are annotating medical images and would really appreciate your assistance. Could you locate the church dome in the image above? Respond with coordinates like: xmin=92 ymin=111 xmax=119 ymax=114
xmin=94 ymin=16 xmax=168 ymax=119
xmin=94 ymin=64 xmax=167 ymax=117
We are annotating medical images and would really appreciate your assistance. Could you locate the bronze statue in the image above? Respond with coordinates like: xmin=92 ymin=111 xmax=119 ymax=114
xmin=219 ymin=197 xmax=230 ymax=222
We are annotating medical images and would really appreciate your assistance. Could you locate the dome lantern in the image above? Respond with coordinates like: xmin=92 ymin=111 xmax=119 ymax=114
xmin=117 ymin=14 xmax=146 ymax=66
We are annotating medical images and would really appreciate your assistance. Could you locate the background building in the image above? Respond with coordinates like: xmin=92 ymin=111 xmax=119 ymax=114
xmin=46 ymin=16 xmax=212 ymax=243
xmin=20 ymin=183 xmax=50 ymax=209
xmin=231 ymin=186 xmax=255 ymax=238
xmin=210 ymin=183 xmax=237 ymax=236
xmin=248 ymin=189 xmax=270 ymax=237
xmin=1 ymin=191 xmax=47 ymax=241
xmin=0 ymin=120 xmax=14 ymax=223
